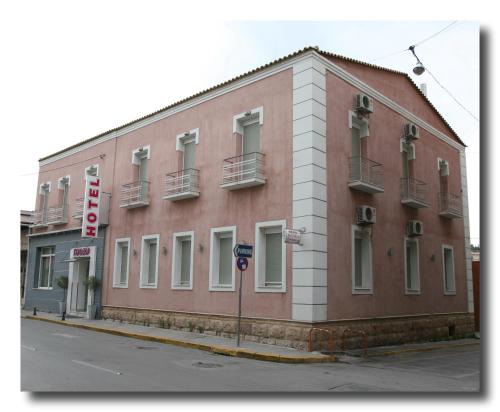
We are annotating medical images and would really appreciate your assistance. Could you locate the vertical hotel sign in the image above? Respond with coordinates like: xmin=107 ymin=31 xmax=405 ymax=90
xmin=82 ymin=176 xmax=101 ymax=238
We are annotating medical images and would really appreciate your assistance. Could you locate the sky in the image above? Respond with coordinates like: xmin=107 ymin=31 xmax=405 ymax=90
xmin=7 ymin=14 xmax=480 ymax=244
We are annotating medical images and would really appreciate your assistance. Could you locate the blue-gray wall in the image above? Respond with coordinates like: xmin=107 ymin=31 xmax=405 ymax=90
xmin=24 ymin=228 xmax=106 ymax=314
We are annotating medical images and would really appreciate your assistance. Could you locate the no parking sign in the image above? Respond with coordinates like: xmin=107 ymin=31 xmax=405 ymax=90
xmin=236 ymin=257 xmax=248 ymax=271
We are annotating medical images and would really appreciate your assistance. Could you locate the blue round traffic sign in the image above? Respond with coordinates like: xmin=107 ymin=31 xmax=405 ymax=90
xmin=237 ymin=257 xmax=248 ymax=271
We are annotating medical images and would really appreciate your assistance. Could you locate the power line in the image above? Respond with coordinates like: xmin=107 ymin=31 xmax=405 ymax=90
xmin=424 ymin=67 xmax=479 ymax=122
xmin=20 ymin=154 xmax=105 ymax=177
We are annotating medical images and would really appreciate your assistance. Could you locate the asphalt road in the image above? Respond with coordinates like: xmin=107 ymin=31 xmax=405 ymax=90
xmin=21 ymin=318 xmax=480 ymax=392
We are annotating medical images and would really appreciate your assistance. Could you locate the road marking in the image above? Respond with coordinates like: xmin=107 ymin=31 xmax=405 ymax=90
xmin=52 ymin=333 xmax=78 ymax=338
xmin=454 ymin=371 xmax=480 ymax=379
xmin=21 ymin=345 xmax=37 ymax=351
xmin=72 ymin=360 xmax=122 ymax=375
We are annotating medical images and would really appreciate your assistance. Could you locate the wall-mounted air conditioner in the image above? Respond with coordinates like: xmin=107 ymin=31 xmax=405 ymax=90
xmin=404 ymin=122 xmax=420 ymax=140
xmin=355 ymin=93 xmax=373 ymax=115
xmin=356 ymin=205 xmax=376 ymax=225
xmin=407 ymin=220 xmax=424 ymax=236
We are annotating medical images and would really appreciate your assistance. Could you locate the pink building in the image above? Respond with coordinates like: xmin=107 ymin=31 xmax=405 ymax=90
xmin=25 ymin=47 xmax=475 ymax=350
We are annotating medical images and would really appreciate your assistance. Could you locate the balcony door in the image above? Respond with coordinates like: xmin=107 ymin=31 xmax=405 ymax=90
xmin=138 ymin=154 xmax=148 ymax=201
xmin=242 ymin=121 xmax=260 ymax=179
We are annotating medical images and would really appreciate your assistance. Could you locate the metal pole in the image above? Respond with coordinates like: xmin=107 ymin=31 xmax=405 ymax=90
xmin=236 ymin=269 xmax=243 ymax=347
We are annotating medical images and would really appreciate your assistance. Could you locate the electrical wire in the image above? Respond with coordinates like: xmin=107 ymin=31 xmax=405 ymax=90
xmin=20 ymin=154 xmax=105 ymax=177
xmin=424 ymin=67 xmax=479 ymax=122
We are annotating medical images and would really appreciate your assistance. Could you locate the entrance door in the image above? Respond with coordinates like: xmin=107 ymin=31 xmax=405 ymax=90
xmin=69 ymin=258 xmax=90 ymax=313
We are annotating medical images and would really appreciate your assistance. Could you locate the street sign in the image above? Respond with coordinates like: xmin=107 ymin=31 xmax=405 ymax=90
xmin=283 ymin=228 xmax=303 ymax=245
xmin=236 ymin=257 xmax=248 ymax=271
xmin=233 ymin=243 xmax=253 ymax=258
xmin=82 ymin=175 xmax=101 ymax=238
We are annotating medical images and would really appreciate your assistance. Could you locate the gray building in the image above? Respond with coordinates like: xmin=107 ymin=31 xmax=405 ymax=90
xmin=23 ymin=227 xmax=106 ymax=317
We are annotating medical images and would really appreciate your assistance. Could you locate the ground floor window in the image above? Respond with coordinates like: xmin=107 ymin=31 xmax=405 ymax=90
xmin=113 ymin=238 xmax=130 ymax=287
xmin=209 ymin=226 xmax=236 ymax=290
xmin=140 ymin=235 xmax=159 ymax=288
xmin=404 ymin=238 xmax=420 ymax=294
xmin=255 ymin=220 xmax=286 ymax=292
xmin=352 ymin=225 xmax=372 ymax=293
xmin=172 ymin=231 xmax=194 ymax=289
xmin=443 ymin=245 xmax=456 ymax=294
xmin=37 ymin=246 xmax=55 ymax=289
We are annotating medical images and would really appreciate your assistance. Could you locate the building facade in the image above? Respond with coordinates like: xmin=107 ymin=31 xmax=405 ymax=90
xmin=24 ymin=47 xmax=474 ymax=349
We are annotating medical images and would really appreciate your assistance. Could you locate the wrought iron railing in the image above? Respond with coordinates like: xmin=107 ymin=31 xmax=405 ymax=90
xmin=120 ymin=180 xmax=150 ymax=207
xmin=73 ymin=192 xmax=111 ymax=221
xmin=164 ymin=169 xmax=199 ymax=198
xmin=349 ymin=156 xmax=384 ymax=190
xmin=32 ymin=204 xmax=68 ymax=226
xmin=221 ymin=152 xmax=265 ymax=186
xmin=438 ymin=192 xmax=462 ymax=217
xmin=400 ymin=177 xmax=429 ymax=205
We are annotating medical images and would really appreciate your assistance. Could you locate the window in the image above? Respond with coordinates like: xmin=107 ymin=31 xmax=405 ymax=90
xmin=176 ymin=129 xmax=199 ymax=170
xmin=85 ymin=164 xmax=99 ymax=177
xmin=37 ymin=246 xmax=55 ymax=289
xmin=255 ymin=220 xmax=286 ymax=292
xmin=113 ymin=238 xmax=130 ymax=287
xmin=404 ymin=238 xmax=420 ymax=294
xmin=352 ymin=225 xmax=372 ymax=293
xmin=132 ymin=146 xmax=150 ymax=202
xmin=442 ymin=245 xmax=456 ymax=294
xmin=38 ymin=183 xmax=50 ymax=223
xmin=58 ymin=176 xmax=70 ymax=207
xmin=172 ymin=231 xmax=194 ymax=289
xmin=209 ymin=227 xmax=236 ymax=291
xmin=140 ymin=235 xmax=159 ymax=288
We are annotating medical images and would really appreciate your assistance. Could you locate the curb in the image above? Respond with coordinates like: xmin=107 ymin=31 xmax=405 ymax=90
xmin=22 ymin=315 xmax=336 ymax=364
xmin=347 ymin=341 xmax=480 ymax=358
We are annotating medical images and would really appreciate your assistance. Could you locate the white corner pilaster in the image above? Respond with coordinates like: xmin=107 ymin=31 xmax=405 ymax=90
xmin=459 ymin=150 xmax=474 ymax=313
xmin=292 ymin=57 xmax=328 ymax=322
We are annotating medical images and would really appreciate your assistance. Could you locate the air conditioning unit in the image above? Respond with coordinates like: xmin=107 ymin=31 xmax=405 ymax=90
xmin=355 ymin=93 xmax=373 ymax=115
xmin=356 ymin=205 xmax=376 ymax=225
xmin=404 ymin=122 xmax=420 ymax=140
xmin=407 ymin=220 xmax=424 ymax=236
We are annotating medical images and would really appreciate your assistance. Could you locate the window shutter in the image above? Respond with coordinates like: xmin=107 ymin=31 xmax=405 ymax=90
xmin=219 ymin=237 xmax=232 ymax=285
xmin=180 ymin=240 xmax=191 ymax=285
xmin=265 ymin=232 xmax=282 ymax=285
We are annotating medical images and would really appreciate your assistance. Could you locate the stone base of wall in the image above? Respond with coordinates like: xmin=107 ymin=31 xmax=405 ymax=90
xmin=101 ymin=306 xmax=475 ymax=352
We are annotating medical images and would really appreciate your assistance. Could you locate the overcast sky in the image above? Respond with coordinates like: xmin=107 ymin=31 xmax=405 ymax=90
xmin=6 ymin=6 xmax=479 ymax=243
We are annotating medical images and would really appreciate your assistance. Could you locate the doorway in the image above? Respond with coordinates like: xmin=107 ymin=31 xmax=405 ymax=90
xmin=69 ymin=257 xmax=90 ymax=314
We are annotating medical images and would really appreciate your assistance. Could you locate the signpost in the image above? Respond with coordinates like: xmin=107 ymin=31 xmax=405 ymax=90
xmin=234 ymin=244 xmax=252 ymax=347
xmin=283 ymin=227 xmax=305 ymax=245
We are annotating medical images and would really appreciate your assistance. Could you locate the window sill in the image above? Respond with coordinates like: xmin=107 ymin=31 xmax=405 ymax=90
xmin=172 ymin=285 xmax=193 ymax=290
xmin=405 ymin=289 xmax=421 ymax=295
xmin=113 ymin=284 xmax=128 ymax=289
xmin=444 ymin=290 xmax=457 ymax=296
xmin=33 ymin=287 xmax=53 ymax=291
xmin=209 ymin=285 xmax=235 ymax=292
xmin=139 ymin=284 xmax=157 ymax=289
xmin=352 ymin=288 xmax=373 ymax=295
xmin=255 ymin=286 xmax=286 ymax=293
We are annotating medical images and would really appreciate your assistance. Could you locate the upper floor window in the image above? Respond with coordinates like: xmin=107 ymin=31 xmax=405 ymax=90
xmin=57 ymin=176 xmax=70 ymax=206
xmin=233 ymin=107 xmax=263 ymax=157
xmin=176 ymin=128 xmax=199 ymax=171
xmin=85 ymin=164 xmax=99 ymax=177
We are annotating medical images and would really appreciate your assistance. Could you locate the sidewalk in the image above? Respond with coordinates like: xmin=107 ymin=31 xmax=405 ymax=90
xmin=20 ymin=310 xmax=335 ymax=364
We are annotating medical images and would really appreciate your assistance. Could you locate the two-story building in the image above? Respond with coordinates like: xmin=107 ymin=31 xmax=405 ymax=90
xmin=23 ymin=47 xmax=475 ymax=350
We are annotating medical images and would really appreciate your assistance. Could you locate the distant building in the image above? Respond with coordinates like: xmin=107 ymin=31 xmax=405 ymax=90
xmin=23 ymin=47 xmax=474 ymax=350
xmin=20 ymin=210 xmax=33 ymax=302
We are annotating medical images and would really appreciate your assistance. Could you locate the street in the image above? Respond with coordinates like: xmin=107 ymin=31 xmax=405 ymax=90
xmin=21 ymin=318 xmax=480 ymax=392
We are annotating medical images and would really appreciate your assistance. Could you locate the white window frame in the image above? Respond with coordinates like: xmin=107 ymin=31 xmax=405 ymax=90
xmin=171 ymin=231 xmax=194 ymax=290
xmin=348 ymin=110 xmax=370 ymax=137
xmin=113 ymin=238 xmax=131 ymax=288
xmin=351 ymin=224 xmax=373 ymax=294
xmin=233 ymin=106 xmax=264 ymax=135
xmin=139 ymin=234 xmax=160 ymax=289
xmin=400 ymin=138 xmax=416 ymax=160
xmin=36 ymin=246 xmax=55 ymax=290
xmin=209 ymin=226 xmax=236 ymax=291
xmin=175 ymin=128 xmax=199 ymax=152
xmin=442 ymin=244 xmax=456 ymax=295
xmin=404 ymin=237 xmax=421 ymax=294
xmin=57 ymin=175 xmax=71 ymax=189
xmin=255 ymin=220 xmax=286 ymax=293
xmin=84 ymin=164 xmax=99 ymax=178
xmin=39 ymin=182 xmax=51 ymax=195
xmin=132 ymin=145 xmax=151 ymax=165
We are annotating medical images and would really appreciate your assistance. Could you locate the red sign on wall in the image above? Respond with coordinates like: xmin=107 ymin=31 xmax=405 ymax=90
xmin=82 ymin=176 xmax=101 ymax=238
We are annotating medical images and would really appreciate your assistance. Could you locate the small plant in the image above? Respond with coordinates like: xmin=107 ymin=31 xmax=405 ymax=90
xmin=197 ymin=325 xmax=205 ymax=334
xmin=166 ymin=319 xmax=171 ymax=329
xmin=84 ymin=276 xmax=101 ymax=291
xmin=56 ymin=276 xmax=69 ymax=298
xmin=158 ymin=318 xmax=166 ymax=328
xmin=187 ymin=321 xmax=194 ymax=332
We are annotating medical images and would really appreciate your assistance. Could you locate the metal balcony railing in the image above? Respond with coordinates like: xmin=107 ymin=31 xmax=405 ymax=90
xmin=221 ymin=152 xmax=265 ymax=188
xmin=400 ymin=177 xmax=429 ymax=208
xmin=348 ymin=156 xmax=384 ymax=193
xmin=73 ymin=198 xmax=85 ymax=218
xmin=72 ymin=192 xmax=111 ymax=224
xmin=438 ymin=192 xmax=463 ymax=218
xmin=120 ymin=180 xmax=150 ymax=208
xmin=164 ymin=169 xmax=200 ymax=200
xmin=32 ymin=204 xmax=68 ymax=226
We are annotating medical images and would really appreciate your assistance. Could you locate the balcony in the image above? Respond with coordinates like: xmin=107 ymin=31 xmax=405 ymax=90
xmin=220 ymin=152 xmax=266 ymax=190
xmin=72 ymin=192 xmax=111 ymax=224
xmin=120 ymin=181 xmax=150 ymax=208
xmin=400 ymin=177 xmax=429 ymax=208
xmin=438 ymin=192 xmax=463 ymax=218
xmin=32 ymin=204 xmax=68 ymax=227
xmin=348 ymin=156 xmax=384 ymax=193
xmin=163 ymin=169 xmax=200 ymax=201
